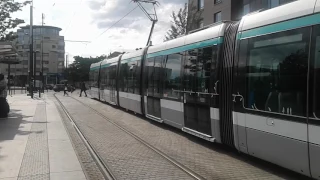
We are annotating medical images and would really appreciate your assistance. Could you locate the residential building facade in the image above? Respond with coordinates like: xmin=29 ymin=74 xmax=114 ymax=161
xmin=0 ymin=25 xmax=65 ymax=85
xmin=187 ymin=0 xmax=295 ymax=32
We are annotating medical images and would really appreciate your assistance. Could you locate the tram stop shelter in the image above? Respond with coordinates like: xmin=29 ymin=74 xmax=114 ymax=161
xmin=0 ymin=42 xmax=20 ymax=93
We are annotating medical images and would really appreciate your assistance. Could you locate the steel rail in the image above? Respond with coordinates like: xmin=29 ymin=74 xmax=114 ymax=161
xmin=68 ymin=95 xmax=206 ymax=180
xmin=53 ymin=93 xmax=116 ymax=180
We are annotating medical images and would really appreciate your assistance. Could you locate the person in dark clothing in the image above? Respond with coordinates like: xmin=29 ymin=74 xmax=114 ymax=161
xmin=64 ymin=83 xmax=69 ymax=96
xmin=0 ymin=74 xmax=9 ymax=118
xmin=80 ymin=81 xmax=87 ymax=97
xmin=70 ymin=84 xmax=75 ymax=93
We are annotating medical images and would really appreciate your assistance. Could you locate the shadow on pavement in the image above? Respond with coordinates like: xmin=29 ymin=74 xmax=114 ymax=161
xmin=0 ymin=109 xmax=46 ymax=142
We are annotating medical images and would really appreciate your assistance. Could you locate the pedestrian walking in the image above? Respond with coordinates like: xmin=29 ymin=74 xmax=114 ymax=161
xmin=70 ymin=84 xmax=75 ymax=93
xmin=0 ymin=74 xmax=9 ymax=118
xmin=63 ymin=83 xmax=69 ymax=96
xmin=79 ymin=81 xmax=87 ymax=97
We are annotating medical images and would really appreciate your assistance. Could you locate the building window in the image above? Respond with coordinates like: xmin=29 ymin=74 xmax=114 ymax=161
xmin=44 ymin=37 xmax=50 ymax=40
xmin=243 ymin=4 xmax=250 ymax=15
xmin=58 ymin=45 xmax=64 ymax=50
xmin=52 ymin=45 xmax=56 ymax=48
xmin=214 ymin=0 xmax=222 ymax=4
xmin=198 ymin=0 xmax=204 ymax=10
xmin=58 ymin=53 xmax=64 ymax=58
xmin=36 ymin=44 xmax=41 ymax=49
xmin=199 ymin=20 xmax=204 ymax=28
xmin=214 ymin=12 xmax=221 ymax=23
xmin=269 ymin=0 xmax=280 ymax=8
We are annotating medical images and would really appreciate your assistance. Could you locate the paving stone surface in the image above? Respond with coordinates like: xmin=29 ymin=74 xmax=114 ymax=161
xmin=18 ymin=174 xmax=50 ymax=180
xmin=65 ymin=92 xmax=313 ymax=180
xmin=17 ymin=103 xmax=49 ymax=180
xmin=49 ymin=94 xmax=105 ymax=180
xmin=55 ymin=94 xmax=194 ymax=180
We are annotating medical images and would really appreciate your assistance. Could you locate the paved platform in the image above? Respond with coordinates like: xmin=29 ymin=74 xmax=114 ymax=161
xmin=0 ymin=94 xmax=86 ymax=180
xmin=55 ymin=91 xmax=313 ymax=180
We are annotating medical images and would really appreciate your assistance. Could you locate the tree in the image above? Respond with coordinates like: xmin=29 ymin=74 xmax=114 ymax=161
xmin=65 ymin=55 xmax=106 ymax=82
xmin=0 ymin=0 xmax=31 ymax=41
xmin=164 ymin=1 xmax=203 ymax=41
xmin=164 ymin=3 xmax=188 ymax=41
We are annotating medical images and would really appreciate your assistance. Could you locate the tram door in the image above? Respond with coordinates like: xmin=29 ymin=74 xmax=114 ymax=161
xmin=183 ymin=48 xmax=212 ymax=135
xmin=146 ymin=56 xmax=163 ymax=120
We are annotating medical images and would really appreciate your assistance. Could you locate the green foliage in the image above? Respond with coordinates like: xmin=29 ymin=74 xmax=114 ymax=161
xmin=164 ymin=3 xmax=188 ymax=41
xmin=65 ymin=55 xmax=106 ymax=82
xmin=164 ymin=1 xmax=203 ymax=41
xmin=0 ymin=0 xmax=31 ymax=41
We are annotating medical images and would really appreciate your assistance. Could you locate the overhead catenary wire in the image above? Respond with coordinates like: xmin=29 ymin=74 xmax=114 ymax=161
xmin=91 ymin=5 xmax=139 ymax=42
xmin=81 ymin=5 xmax=139 ymax=56
xmin=63 ymin=0 xmax=84 ymax=35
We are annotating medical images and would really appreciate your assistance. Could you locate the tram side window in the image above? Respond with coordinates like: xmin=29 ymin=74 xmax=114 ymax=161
xmin=244 ymin=27 xmax=310 ymax=116
xmin=312 ymin=25 xmax=320 ymax=118
xmin=105 ymin=67 xmax=110 ymax=90
xmin=197 ymin=47 xmax=212 ymax=94
xmin=154 ymin=56 xmax=164 ymax=97
xmin=146 ymin=57 xmax=155 ymax=96
xmin=119 ymin=62 xmax=129 ymax=92
xmin=163 ymin=53 xmax=182 ymax=100
xmin=100 ymin=67 xmax=107 ymax=89
xmin=109 ymin=65 xmax=117 ymax=91
xmin=90 ymin=69 xmax=99 ymax=88
xmin=127 ymin=61 xmax=135 ymax=93
xmin=128 ymin=60 xmax=140 ymax=94
xmin=135 ymin=60 xmax=141 ymax=94
xmin=183 ymin=49 xmax=198 ymax=93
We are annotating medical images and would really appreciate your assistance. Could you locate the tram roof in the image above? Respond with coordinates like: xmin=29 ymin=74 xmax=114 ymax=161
xmin=90 ymin=61 xmax=101 ymax=69
xmin=100 ymin=56 xmax=119 ymax=66
xmin=239 ymin=0 xmax=319 ymax=37
xmin=121 ymin=48 xmax=145 ymax=62
xmin=146 ymin=23 xmax=227 ymax=57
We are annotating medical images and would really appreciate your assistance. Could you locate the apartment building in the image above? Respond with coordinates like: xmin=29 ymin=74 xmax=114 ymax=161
xmin=0 ymin=25 xmax=65 ymax=85
xmin=187 ymin=0 xmax=295 ymax=31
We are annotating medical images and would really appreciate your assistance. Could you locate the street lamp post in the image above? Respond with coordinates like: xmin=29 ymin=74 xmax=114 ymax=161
xmin=28 ymin=1 xmax=34 ymax=98
xmin=41 ymin=13 xmax=44 ymax=93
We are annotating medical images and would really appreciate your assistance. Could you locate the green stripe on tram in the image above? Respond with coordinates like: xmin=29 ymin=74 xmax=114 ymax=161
xmin=240 ymin=13 xmax=320 ymax=39
xmin=147 ymin=37 xmax=223 ymax=58
xmin=90 ymin=66 xmax=100 ymax=71
xmin=121 ymin=56 xmax=141 ymax=64
xmin=101 ymin=62 xmax=118 ymax=68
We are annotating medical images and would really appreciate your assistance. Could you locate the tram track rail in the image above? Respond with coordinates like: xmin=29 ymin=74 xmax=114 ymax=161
xmin=55 ymin=93 xmax=206 ymax=180
xmin=53 ymin=93 xmax=116 ymax=180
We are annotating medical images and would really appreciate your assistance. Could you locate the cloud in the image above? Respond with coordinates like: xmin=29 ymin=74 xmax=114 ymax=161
xmin=87 ymin=0 xmax=107 ymax=10
xmin=13 ymin=0 xmax=187 ymax=61
xmin=88 ymin=0 xmax=186 ymax=31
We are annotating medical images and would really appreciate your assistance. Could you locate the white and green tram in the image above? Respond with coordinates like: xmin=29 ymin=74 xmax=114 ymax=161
xmin=90 ymin=1 xmax=320 ymax=178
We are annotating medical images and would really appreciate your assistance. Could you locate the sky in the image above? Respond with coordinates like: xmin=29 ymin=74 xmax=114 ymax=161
xmin=12 ymin=0 xmax=187 ymax=64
